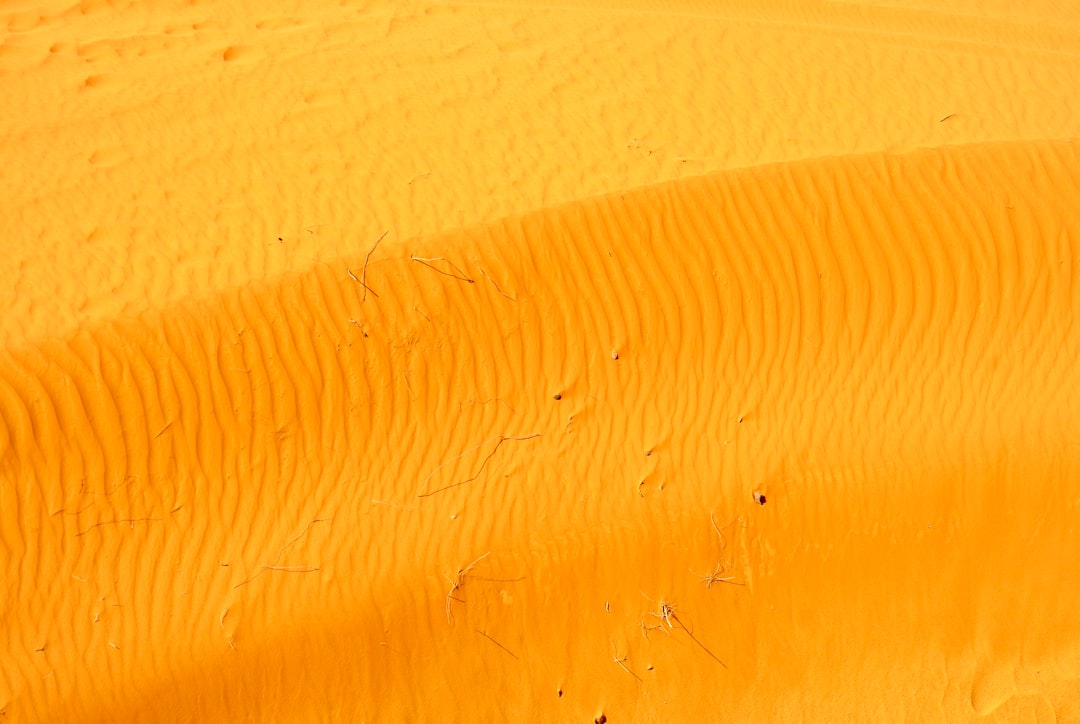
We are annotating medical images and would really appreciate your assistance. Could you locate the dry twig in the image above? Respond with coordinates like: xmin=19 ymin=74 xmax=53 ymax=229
xmin=260 ymin=565 xmax=319 ymax=573
xmin=444 ymin=552 xmax=489 ymax=625
xmin=360 ymin=230 xmax=388 ymax=301
xmin=478 ymin=267 xmax=515 ymax=300
xmin=475 ymin=629 xmax=518 ymax=660
xmin=411 ymin=255 xmax=475 ymax=284
xmin=610 ymin=641 xmax=643 ymax=682
xmin=651 ymin=600 xmax=727 ymax=668
xmin=418 ymin=433 xmax=541 ymax=498
xmin=75 ymin=517 xmax=160 ymax=537
xmin=233 ymin=518 xmax=326 ymax=589
xmin=691 ymin=563 xmax=744 ymax=589
xmin=346 ymin=267 xmax=379 ymax=300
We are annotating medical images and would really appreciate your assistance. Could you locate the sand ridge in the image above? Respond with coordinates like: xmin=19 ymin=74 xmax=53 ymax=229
xmin=4 ymin=0 xmax=1080 ymax=347
xmin=2 ymin=137 xmax=1079 ymax=720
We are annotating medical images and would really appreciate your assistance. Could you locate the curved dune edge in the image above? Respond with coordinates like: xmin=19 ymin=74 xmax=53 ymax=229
xmin=6 ymin=0 xmax=1080 ymax=348
xmin=2 ymin=139 xmax=1080 ymax=721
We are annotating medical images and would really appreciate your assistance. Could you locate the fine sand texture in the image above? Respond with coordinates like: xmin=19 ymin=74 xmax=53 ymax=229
xmin=3 ymin=1 xmax=1080 ymax=722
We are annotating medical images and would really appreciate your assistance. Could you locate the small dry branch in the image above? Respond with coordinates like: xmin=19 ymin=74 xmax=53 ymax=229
xmin=346 ymin=267 xmax=379 ymax=300
xmin=479 ymin=267 xmax=515 ymax=300
xmin=611 ymin=641 xmax=644 ymax=682
xmin=75 ymin=517 xmax=160 ymax=537
xmin=691 ymin=563 xmax=745 ymax=589
xmin=444 ymin=552 xmax=489 ymax=625
xmin=410 ymin=255 xmax=475 ymax=284
xmin=261 ymin=565 xmax=319 ymax=573
xmin=360 ymin=230 xmax=388 ymax=301
xmin=475 ymin=629 xmax=518 ymax=659
xmin=233 ymin=518 xmax=326 ymax=589
xmin=418 ymin=433 xmax=541 ymax=498
xmin=652 ymin=601 xmax=727 ymax=669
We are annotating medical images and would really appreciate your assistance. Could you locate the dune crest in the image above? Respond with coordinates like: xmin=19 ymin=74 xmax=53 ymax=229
xmin=5 ymin=0 xmax=1080 ymax=348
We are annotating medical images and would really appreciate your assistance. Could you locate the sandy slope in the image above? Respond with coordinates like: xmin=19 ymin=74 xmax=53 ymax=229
xmin=2 ymin=1 xmax=1080 ymax=722
xmin=3 ymin=0 xmax=1080 ymax=346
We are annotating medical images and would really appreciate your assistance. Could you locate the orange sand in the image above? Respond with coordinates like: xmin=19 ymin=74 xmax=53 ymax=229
xmin=2 ymin=1 xmax=1080 ymax=721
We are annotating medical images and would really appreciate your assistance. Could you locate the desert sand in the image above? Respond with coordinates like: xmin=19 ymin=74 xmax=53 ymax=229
xmin=2 ymin=0 xmax=1079 ymax=721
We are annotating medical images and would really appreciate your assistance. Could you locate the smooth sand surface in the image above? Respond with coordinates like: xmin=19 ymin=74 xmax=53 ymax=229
xmin=2 ymin=1 xmax=1080 ymax=721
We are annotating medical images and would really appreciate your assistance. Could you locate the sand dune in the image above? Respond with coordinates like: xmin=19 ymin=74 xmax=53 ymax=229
xmin=4 ymin=0 xmax=1080 ymax=346
xmin=3 ymin=0 xmax=1080 ymax=721
xmin=4 ymin=138 xmax=1080 ymax=721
